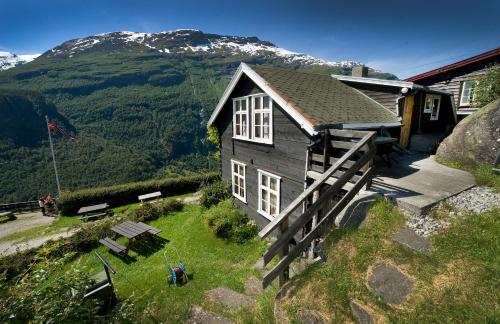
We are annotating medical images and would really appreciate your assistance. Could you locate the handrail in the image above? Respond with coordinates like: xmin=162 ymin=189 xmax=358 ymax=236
xmin=258 ymin=130 xmax=376 ymax=239
xmin=0 ymin=200 xmax=38 ymax=212
xmin=262 ymin=149 xmax=374 ymax=265
xmin=262 ymin=167 xmax=374 ymax=288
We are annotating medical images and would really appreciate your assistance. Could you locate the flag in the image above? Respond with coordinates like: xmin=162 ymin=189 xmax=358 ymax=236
xmin=47 ymin=120 xmax=75 ymax=140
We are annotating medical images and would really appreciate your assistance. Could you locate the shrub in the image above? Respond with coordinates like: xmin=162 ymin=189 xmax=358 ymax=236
xmin=205 ymin=199 xmax=258 ymax=243
xmin=132 ymin=199 xmax=184 ymax=223
xmin=200 ymin=180 xmax=231 ymax=209
xmin=58 ymin=173 xmax=219 ymax=215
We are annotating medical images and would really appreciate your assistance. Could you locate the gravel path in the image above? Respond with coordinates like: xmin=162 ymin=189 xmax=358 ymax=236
xmin=0 ymin=228 xmax=79 ymax=256
xmin=446 ymin=186 xmax=500 ymax=213
xmin=406 ymin=214 xmax=448 ymax=237
xmin=0 ymin=212 xmax=55 ymax=240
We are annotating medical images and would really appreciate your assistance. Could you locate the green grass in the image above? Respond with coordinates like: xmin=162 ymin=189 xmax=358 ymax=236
xmin=44 ymin=204 xmax=277 ymax=323
xmin=439 ymin=160 xmax=500 ymax=191
xmin=277 ymin=198 xmax=500 ymax=323
xmin=0 ymin=216 xmax=81 ymax=243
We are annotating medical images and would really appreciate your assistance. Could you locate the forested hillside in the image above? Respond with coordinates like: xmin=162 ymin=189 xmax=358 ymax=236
xmin=0 ymin=29 xmax=396 ymax=202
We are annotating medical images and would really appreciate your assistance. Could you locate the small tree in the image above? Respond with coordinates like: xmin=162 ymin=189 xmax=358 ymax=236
xmin=207 ymin=126 xmax=221 ymax=162
xmin=472 ymin=63 xmax=500 ymax=107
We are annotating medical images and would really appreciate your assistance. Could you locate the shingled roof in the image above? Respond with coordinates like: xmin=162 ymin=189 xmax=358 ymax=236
xmin=252 ymin=65 xmax=400 ymax=126
xmin=208 ymin=63 xmax=400 ymax=135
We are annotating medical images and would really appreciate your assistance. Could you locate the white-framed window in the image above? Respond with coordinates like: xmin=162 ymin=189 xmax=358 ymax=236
xmin=424 ymin=94 xmax=441 ymax=121
xmin=232 ymin=93 xmax=273 ymax=144
xmin=257 ymin=169 xmax=280 ymax=220
xmin=460 ymin=80 xmax=476 ymax=106
xmin=231 ymin=160 xmax=246 ymax=202
xmin=252 ymin=94 xmax=273 ymax=144
xmin=233 ymin=97 xmax=249 ymax=140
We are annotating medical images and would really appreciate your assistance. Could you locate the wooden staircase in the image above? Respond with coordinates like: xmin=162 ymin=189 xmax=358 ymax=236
xmin=258 ymin=129 xmax=376 ymax=288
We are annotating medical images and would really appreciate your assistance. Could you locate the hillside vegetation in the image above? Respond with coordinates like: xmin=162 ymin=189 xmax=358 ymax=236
xmin=0 ymin=30 xmax=396 ymax=202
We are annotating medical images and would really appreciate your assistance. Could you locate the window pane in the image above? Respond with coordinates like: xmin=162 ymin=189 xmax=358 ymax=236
xmin=254 ymin=97 xmax=261 ymax=110
xmin=270 ymin=194 xmax=277 ymax=214
xmin=240 ymin=186 xmax=245 ymax=198
xmin=263 ymin=96 xmax=270 ymax=109
xmin=263 ymin=113 xmax=269 ymax=126
xmin=241 ymin=100 xmax=246 ymax=111
xmin=255 ymin=125 xmax=261 ymax=138
xmin=235 ymin=100 xmax=240 ymax=111
xmin=269 ymin=178 xmax=277 ymax=191
xmin=239 ymin=165 xmax=244 ymax=175
xmin=254 ymin=113 xmax=261 ymax=126
xmin=263 ymin=126 xmax=269 ymax=138
xmin=261 ymin=174 xmax=268 ymax=187
xmin=233 ymin=164 xmax=238 ymax=173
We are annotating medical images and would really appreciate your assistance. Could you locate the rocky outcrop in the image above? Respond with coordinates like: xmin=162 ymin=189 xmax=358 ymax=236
xmin=436 ymin=99 xmax=500 ymax=166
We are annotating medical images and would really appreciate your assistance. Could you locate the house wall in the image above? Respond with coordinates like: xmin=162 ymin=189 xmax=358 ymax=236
xmin=412 ymin=56 xmax=499 ymax=112
xmin=409 ymin=92 xmax=455 ymax=135
xmin=214 ymin=75 xmax=312 ymax=230
xmin=341 ymin=81 xmax=401 ymax=114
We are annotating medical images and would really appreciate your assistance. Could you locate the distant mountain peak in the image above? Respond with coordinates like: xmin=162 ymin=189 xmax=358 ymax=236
xmin=0 ymin=51 xmax=41 ymax=70
xmin=45 ymin=29 xmax=363 ymax=68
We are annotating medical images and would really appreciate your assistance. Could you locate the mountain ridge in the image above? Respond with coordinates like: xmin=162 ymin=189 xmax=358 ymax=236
xmin=0 ymin=52 xmax=41 ymax=70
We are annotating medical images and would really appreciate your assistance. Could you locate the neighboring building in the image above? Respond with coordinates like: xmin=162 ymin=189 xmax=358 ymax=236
xmin=333 ymin=66 xmax=457 ymax=151
xmin=405 ymin=47 xmax=500 ymax=117
xmin=207 ymin=63 xmax=399 ymax=228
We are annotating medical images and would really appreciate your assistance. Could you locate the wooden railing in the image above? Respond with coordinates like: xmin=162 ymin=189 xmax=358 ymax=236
xmin=258 ymin=129 xmax=376 ymax=288
xmin=0 ymin=200 xmax=39 ymax=214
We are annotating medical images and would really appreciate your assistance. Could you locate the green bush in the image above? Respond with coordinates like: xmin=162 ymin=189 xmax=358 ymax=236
xmin=205 ymin=199 xmax=258 ymax=243
xmin=133 ymin=199 xmax=184 ymax=223
xmin=200 ymin=180 xmax=231 ymax=209
xmin=58 ymin=173 xmax=218 ymax=215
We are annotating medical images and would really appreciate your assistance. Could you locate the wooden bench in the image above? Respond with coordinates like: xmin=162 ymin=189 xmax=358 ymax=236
xmin=138 ymin=191 xmax=162 ymax=204
xmin=99 ymin=237 xmax=126 ymax=254
xmin=0 ymin=211 xmax=15 ymax=221
xmin=136 ymin=222 xmax=161 ymax=235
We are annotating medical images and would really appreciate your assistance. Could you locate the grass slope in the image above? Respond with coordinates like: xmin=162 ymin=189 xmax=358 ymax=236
xmin=48 ymin=204 xmax=276 ymax=323
xmin=277 ymin=199 xmax=500 ymax=323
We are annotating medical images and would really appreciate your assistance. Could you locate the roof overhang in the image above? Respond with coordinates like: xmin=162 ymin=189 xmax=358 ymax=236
xmin=332 ymin=74 xmax=453 ymax=96
xmin=340 ymin=122 xmax=402 ymax=130
xmin=207 ymin=63 xmax=318 ymax=136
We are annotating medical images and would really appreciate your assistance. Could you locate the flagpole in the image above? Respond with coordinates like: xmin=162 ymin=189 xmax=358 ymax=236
xmin=46 ymin=115 xmax=61 ymax=195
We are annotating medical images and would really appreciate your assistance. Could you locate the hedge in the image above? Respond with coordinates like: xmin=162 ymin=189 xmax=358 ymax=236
xmin=57 ymin=173 xmax=219 ymax=215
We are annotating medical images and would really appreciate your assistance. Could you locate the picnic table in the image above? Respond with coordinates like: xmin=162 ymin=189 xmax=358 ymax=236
xmin=100 ymin=220 xmax=161 ymax=254
xmin=375 ymin=136 xmax=398 ymax=167
xmin=78 ymin=203 xmax=110 ymax=221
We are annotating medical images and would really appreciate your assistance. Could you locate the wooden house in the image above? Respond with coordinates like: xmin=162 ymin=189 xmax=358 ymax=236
xmin=333 ymin=67 xmax=457 ymax=151
xmin=208 ymin=63 xmax=400 ymax=286
xmin=405 ymin=47 xmax=500 ymax=118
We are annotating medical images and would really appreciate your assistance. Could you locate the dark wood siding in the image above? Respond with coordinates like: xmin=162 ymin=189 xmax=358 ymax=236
xmin=413 ymin=56 xmax=499 ymax=111
xmin=214 ymin=75 xmax=312 ymax=229
xmin=342 ymin=81 xmax=401 ymax=114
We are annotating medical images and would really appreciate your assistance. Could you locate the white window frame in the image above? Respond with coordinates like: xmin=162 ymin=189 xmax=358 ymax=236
xmin=251 ymin=94 xmax=273 ymax=144
xmin=232 ymin=97 xmax=249 ymax=140
xmin=459 ymin=80 xmax=477 ymax=107
xmin=232 ymin=93 xmax=273 ymax=144
xmin=231 ymin=160 xmax=246 ymax=203
xmin=424 ymin=94 xmax=441 ymax=121
xmin=257 ymin=169 xmax=281 ymax=221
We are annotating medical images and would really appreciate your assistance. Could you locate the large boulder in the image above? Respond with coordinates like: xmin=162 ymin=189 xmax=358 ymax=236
xmin=436 ymin=99 xmax=500 ymax=166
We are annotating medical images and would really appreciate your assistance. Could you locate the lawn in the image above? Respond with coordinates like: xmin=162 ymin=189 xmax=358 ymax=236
xmin=47 ymin=204 xmax=277 ymax=323
xmin=276 ymin=199 xmax=500 ymax=323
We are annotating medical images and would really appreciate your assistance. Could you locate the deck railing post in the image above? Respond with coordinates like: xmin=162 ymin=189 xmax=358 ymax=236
xmin=278 ymin=218 xmax=289 ymax=287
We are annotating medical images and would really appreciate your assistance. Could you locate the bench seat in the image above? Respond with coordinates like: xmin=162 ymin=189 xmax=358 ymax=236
xmin=80 ymin=212 xmax=108 ymax=221
xmin=137 ymin=222 xmax=161 ymax=235
xmin=99 ymin=237 xmax=126 ymax=254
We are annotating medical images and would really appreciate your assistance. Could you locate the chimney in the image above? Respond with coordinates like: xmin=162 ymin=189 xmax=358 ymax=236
xmin=352 ymin=66 xmax=368 ymax=78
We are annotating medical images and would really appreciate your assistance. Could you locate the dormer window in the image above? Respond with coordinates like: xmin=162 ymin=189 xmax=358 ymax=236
xmin=232 ymin=93 xmax=273 ymax=144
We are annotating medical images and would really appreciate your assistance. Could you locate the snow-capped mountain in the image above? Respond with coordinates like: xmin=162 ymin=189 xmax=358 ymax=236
xmin=45 ymin=29 xmax=362 ymax=68
xmin=0 ymin=52 xmax=41 ymax=70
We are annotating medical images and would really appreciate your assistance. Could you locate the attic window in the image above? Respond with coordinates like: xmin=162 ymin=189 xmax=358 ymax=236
xmin=232 ymin=93 xmax=273 ymax=144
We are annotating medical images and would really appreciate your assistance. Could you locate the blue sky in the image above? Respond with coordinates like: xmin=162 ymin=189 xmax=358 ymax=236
xmin=1 ymin=0 xmax=498 ymax=78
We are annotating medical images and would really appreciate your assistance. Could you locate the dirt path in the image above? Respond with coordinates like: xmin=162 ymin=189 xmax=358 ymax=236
xmin=0 ymin=212 xmax=55 ymax=240
xmin=0 ymin=228 xmax=79 ymax=256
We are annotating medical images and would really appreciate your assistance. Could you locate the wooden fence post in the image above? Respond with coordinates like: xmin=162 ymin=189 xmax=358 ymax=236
xmin=278 ymin=218 xmax=289 ymax=286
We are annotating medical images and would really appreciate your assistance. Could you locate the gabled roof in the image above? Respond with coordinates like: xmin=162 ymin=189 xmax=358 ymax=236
xmin=405 ymin=47 xmax=500 ymax=82
xmin=208 ymin=63 xmax=400 ymax=135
